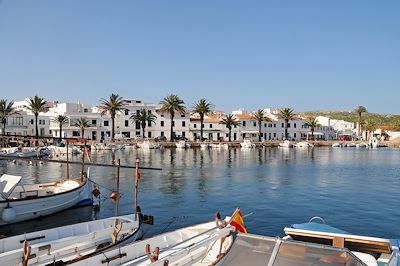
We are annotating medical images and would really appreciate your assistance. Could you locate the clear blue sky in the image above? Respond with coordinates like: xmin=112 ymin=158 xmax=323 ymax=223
xmin=0 ymin=1 xmax=399 ymax=114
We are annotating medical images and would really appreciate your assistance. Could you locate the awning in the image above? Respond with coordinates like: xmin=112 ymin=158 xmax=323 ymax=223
xmin=307 ymin=132 xmax=324 ymax=136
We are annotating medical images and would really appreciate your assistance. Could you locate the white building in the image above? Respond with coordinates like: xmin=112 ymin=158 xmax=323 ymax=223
xmin=316 ymin=116 xmax=355 ymax=139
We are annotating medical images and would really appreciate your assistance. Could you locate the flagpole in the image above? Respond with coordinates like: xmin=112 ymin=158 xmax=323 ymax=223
xmin=66 ymin=140 xmax=69 ymax=179
xmin=228 ymin=207 xmax=240 ymax=224
xmin=115 ymin=158 xmax=120 ymax=217
xmin=134 ymin=158 xmax=139 ymax=221
xmin=80 ymin=140 xmax=86 ymax=182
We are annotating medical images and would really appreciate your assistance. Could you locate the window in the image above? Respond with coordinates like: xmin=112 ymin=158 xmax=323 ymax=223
xmin=243 ymin=121 xmax=246 ymax=126
xmin=136 ymin=131 xmax=140 ymax=136
xmin=294 ymin=123 xmax=297 ymax=128
xmin=274 ymin=124 xmax=276 ymax=128
xmin=209 ymin=124 xmax=212 ymax=128
xmin=161 ymin=131 xmax=164 ymax=137
xmin=288 ymin=123 xmax=291 ymax=128
xmin=104 ymin=121 xmax=109 ymax=126
xmin=148 ymin=121 xmax=152 ymax=127
xmin=161 ymin=114 xmax=164 ymax=117
xmin=125 ymin=120 xmax=129 ymax=127
xmin=125 ymin=109 xmax=129 ymax=115
xmin=136 ymin=110 xmax=140 ymax=115
xmin=273 ymin=133 xmax=276 ymax=137
xmin=135 ymin=122 xmax=140 ymax=129
xmin=161 ymin=121 xmax=164 ymax=127
xmin=253 ymin=122 xmax=256 ymax=127
xmin=194 ymin=124 xmax=197 ymax=128
xmin=73 ymin=131 xmax=80 ymax=136
xmin=182 ymin=121 xmax=186 ymax=127
xmin=148 ymin=132 xmax=152 ymax=138
xmin=181 ymin=114 xmax=185 ymax=117
xmin=281 ymin=123 xmax=284 ymax=128
xmin=84 ymin=108 xmax=88 ymax=113
xmin=294 ymin=133 xmax=297 ymax=138
xmin=30 ymin=119 xmax=34 ymax=125
xmin=92 ymin=120 xmax=96 ymax=125
xmin=182 ymin=132 xmax=185 ymax=137
xmin=49 ymin=130 xmax=52 ymax=134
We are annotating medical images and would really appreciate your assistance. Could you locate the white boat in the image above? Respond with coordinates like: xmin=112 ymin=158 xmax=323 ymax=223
xmin=332 ymin=142 xmax=341 ymax=147
xmin=369 ymin=137 xmax=380 ymax=148
xmin=284 ymin=220 xmax=400 ymax=266
xmin=200 ymin=142 xmax=211 ymax=149
xmin=0 ymin=213 xmax=144 ymax=266
xmin=137 ymin=140 xmax=160 ymax=149
xmin=0 ymin=147 xmax=40 ymax=158
xmin=69 ymin=213 xmax=236 ymax=266
xmin=279 ymin=140 xmax=293 ymax=148
xmin=91 ymin=143 xmax=113 ymax=150
xmin=211 ymin=143 xmax=229 ymax=149
xmin=294 ymin=141 xmax=314 ymax=148
xmin=176 ymin=140 xmax=190 ymax=148
xmin=240 ymin=139 xmax=255 ymax=148
xmin=0 ymin=172 xmax=92 ymax=225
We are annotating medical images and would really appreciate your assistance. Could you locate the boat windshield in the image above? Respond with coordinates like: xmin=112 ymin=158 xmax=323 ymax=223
xmin=218 ymin=234 xmax=366 ymax=266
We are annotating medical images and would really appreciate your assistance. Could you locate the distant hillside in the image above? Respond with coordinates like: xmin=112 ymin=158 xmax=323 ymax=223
xmin=299 ymin=111 xmax=400 ymax=126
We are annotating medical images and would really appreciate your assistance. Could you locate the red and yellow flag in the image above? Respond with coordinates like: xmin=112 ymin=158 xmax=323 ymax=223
xmin=229 ymin=208 xmax=247 ymax=233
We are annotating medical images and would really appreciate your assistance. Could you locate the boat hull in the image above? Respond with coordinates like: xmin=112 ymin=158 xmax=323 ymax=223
xmin=0 ymin=178 xmax=92 ymax=225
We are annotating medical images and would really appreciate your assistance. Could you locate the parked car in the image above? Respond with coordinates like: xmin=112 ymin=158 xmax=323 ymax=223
xmin=155 ymin=136 xmax=167 ymax=142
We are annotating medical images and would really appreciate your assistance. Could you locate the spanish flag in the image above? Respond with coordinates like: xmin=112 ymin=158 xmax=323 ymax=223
xmin=229 ymin=208 xmax=247 ymax=233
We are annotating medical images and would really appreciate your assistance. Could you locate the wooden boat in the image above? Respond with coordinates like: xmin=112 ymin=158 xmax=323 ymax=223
xmin=69 ymin=213 xmax=237 ymax=266
xmin=0 ymin=212 xmax=144 ymax=266
xmin=283 ymin=219 xmax=400 ymax=265
xmin=0 ymin=172 xmax=92 ymax=225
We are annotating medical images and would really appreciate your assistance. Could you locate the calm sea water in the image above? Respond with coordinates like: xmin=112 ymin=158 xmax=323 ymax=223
xmin=1 ymin=147 xmax=400 ymax=240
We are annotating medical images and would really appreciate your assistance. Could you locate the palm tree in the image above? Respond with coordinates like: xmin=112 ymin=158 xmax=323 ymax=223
xmin=0 ymin=99 xmax=19 ymax=134
xmin=219 ymin=114 xmax=240 ymax=142
xmin=130 ymin=109 xmax=157 ymax=139
xmin=52 ymin=115 xmax=69 ymax=141
xmin=25 ymin=95 xmax=49 ymax=143
xmin=279 ymin=108 xmax=295 ymax=140
xmin=98 ymin=94 xmax=125 ymax=141
xmin=305 ymin=116 xmax=321 ymax=141
xmin=73 ymin=117 xmax=91 ymax=138
xmin=252 ymin=109 xmax=271 ymax=142
xmin=355 ymin=106 xmax=367 ymax=139
xmin=192 ymin=98 xmax=214 ymax=141
xmin=364 ymin=119 xmax=377 ymax=141
xmin=159 ymin=94 xmax=186 ymax=141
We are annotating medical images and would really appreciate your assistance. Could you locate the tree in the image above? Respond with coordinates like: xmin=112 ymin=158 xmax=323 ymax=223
xmin=355 ymin=106 xmax=367 ymax=139
xmin=25 ymin=95 xmax=49 ymax=143
xmin=159 ymin=94 xmax=186 ymax=141
xmin=364 ymin=119 xmax=377 ymax=141
xmin=192 ymin=98 xmax=214 ymax=141
xmin=130 ymin=109 xmax=157 ymax=139
xmin=52 ymin=115 xmax=69 ymax=141
xmin=219 ymin=114 xmax=240 ymax=142
xmin=99 ymin=94 xmax=125 ymax=141
xmin=279 ymin=108 xmax=295 ymax=140
xmin=252 ymin=109 xmax=271 ymax=142
xmin=73 ymin=117 xmax=91 ymax=138
xmin=0 ymin=99 xmax=19 ymax=134
xmin=305 ymin=116 xmax=321 ymax=141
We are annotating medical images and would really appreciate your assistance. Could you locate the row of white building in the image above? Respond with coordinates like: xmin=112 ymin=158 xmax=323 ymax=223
xmin=2 ymin=98 xmax=356 ymax=142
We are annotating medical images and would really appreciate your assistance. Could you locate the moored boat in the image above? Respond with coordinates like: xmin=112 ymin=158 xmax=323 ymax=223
xmin=0 ymin=212 xmax=144 ymax=266
xmin=176 ymin=140 xmax=190 ymax=148
xmin=0 ymin=171 xmax=92 ymax=225
xmin=279 ymin=140 xmax=293 ymax=148
xmin=137 ymin=140 xmax=161 ymax=149
xmin=283 ymin=218 xmax=400 ymax=266
xmin=68 ymin=209 xmax=247 ymax=266
xmin=240 ymin=139 xmax=255 ymax=148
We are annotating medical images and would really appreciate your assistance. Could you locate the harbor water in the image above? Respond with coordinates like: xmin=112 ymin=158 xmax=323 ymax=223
xmin=1 ymin=147 xmax=399 ymax=240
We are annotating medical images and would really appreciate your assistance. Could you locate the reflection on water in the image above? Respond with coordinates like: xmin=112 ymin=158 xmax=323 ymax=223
xmin=1 ymin=147 xmax=400 ymax=239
